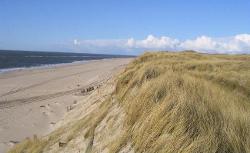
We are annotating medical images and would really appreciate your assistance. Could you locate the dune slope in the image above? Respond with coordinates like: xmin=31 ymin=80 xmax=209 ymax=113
xmin=9 ymin=51 xmax=250 ymax=153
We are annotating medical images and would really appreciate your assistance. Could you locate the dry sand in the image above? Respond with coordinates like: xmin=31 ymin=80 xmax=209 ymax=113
xmin=0 ymin=58 xmax=132 ymax=153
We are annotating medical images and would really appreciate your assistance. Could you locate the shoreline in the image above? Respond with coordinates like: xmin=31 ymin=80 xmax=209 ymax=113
xmin=0 ymin=58 xmax=132 ymax=153
xmin=0 ymin=58 xmax=122 ymax=74
xmin=0 ymin=61 xmax=85 ymax=73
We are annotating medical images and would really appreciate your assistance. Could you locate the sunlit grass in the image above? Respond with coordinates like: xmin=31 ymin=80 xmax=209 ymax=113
xmin=112 ymin=51 xmax=250 ymax=153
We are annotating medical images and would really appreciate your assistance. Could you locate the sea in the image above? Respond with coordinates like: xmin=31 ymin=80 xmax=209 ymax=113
xmin=0 ymin=50 xmax=133 ymax=72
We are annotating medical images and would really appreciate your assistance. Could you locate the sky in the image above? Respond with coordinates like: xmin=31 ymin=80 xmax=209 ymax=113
xmin=0 ymin=0 xmax=250 ymax=55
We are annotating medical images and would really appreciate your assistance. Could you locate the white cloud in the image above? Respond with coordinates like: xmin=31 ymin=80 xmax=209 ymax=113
xmin=72 ymin=34 xmax=250 ymax=54
xmin=180 ymin=34 xmax=250 ymax=53
xmin=126 ymin=35 xmax=180 ymax=49
xmin=73 ymin=39 xmax=80 ymax=45
xmin=180 ymin=36 xmax=218 ymax=52
xmin=235 ymin=34 xmax=250 ymax=44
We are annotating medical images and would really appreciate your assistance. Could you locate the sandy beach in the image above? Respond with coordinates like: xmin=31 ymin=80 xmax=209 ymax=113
xmin=0 ymin=58 xmax=132 ymax=153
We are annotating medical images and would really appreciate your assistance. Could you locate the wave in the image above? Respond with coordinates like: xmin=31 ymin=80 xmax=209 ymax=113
xmin=0 ymin=60 xmax=88 ymax=73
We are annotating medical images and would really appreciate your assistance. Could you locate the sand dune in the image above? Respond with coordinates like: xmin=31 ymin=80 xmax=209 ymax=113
xmin=0 ymin=58 xmax=132 ymax=153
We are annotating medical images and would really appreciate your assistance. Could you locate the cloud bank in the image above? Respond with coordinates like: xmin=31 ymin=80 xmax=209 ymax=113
xmin=73 ymin=34 xmax=250 ymax=54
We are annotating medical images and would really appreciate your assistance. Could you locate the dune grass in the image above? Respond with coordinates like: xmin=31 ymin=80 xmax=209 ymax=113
xmin=111 ymin=51 xmax=250 ymax=153
xmin=9 ymin=51 xmax=250 ymax=153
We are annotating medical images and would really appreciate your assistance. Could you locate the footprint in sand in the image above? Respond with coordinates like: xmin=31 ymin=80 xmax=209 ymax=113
xmin=42 ymin=111 xmax=49 ymax=116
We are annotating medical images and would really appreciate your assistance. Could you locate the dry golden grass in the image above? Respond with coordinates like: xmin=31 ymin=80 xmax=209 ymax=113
xmin=111 ymin=51 xmax=250 ymax=153
xmin=9 ymin=51 xmax=250 ymax=153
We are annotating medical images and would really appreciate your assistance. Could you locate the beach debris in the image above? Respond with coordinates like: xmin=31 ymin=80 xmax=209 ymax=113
xmin=59 ymin=141 xmax=67 ymax=148
xmin=87 ymin=86 xmax=94 ymax=92
xmin=81 ymin=89 xmax=86 ymax=93
xmin=73 ymin=100 xmax=77 ymax=104
xmin=67 ymin=105 xmax=73 ymax=111
xmin=9 ymin=140 xmax=19 ymax=144
xmin=78 ymin=86 xmax=97 ymax=95
xmin=40 ymin=105 xmax=45 ymax=108
xmin=50 ymin=122 xmax=56 ymax=125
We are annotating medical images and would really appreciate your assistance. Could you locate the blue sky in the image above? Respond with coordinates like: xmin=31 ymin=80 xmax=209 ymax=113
xmin=0 ymin=0 xmax=250 ymax=54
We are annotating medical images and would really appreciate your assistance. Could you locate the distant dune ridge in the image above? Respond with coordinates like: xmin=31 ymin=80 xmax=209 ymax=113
xmin=9 ymin=51 xmax=250 ymax=153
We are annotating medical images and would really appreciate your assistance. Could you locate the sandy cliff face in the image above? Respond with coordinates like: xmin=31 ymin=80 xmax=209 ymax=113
xmin=45 ymin=78 xmax=130 ymax=153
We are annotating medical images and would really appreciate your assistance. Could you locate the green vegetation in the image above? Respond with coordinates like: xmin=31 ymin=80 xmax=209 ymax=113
xmin=9 ymin=51 xmax=250 ymax=153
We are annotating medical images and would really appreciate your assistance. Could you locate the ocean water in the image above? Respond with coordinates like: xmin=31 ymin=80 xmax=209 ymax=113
xmin=0 ymin=50 xmax=133 ymax=72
